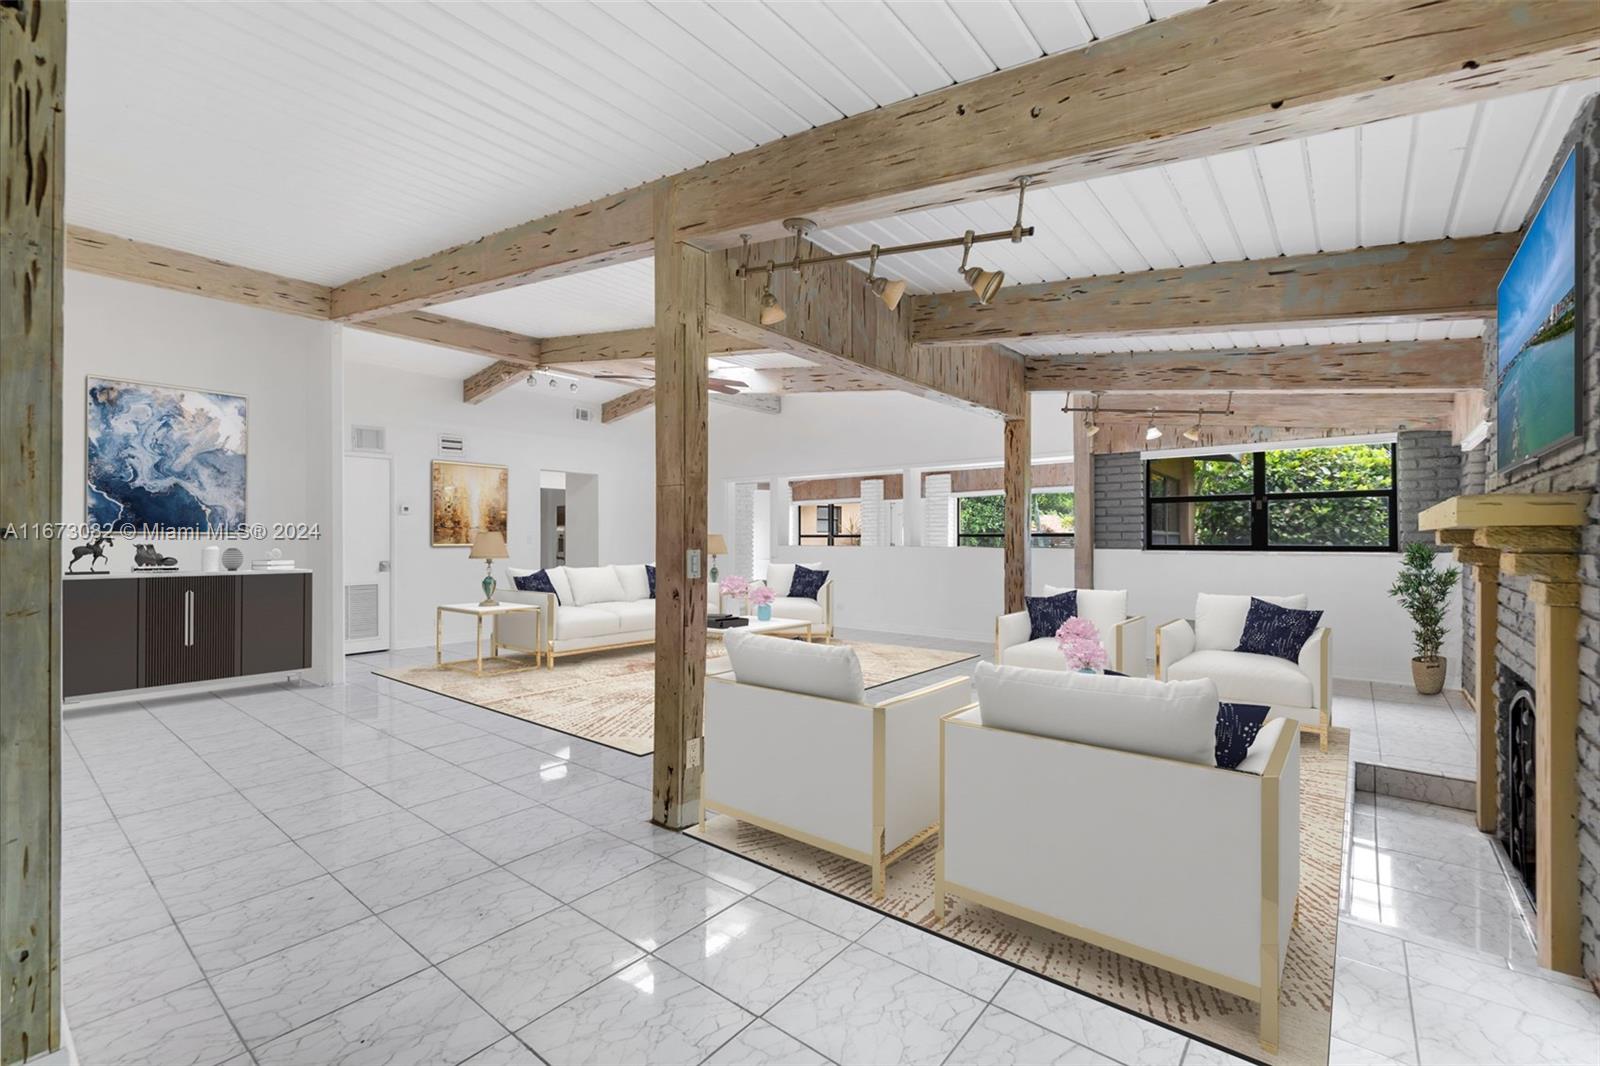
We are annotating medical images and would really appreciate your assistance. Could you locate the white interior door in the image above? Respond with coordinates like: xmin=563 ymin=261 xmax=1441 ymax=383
xmin=343 ymin=454 xmax=391 ymax=654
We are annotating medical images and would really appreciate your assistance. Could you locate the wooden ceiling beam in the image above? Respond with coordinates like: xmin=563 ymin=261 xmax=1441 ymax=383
xmin=1089 ymin=391 xmax=1458 ymax=430
xmin=323 ymin=1 xmax=1600 ymax=319
xmin=706 ymin=236 xmax=1024 ymax=418
xmin=66 ymin=226 xmax=332 ymax=319
xmin=461 ymin=329 xmax=761 ymax=404
xmin=599 ymin=385 xmax=779 ymax=423
xmin=1024 ymin=339 xmax=1483 ymax=392
xmin=331 ymin=186 xmax=655 ymax=322
xmin=353 ymin=310 xmax=541 ymax=366
xmin=914 ymin=236 xmax=1513 ymax=344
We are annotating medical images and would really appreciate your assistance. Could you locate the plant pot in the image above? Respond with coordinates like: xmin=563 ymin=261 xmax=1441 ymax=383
xmin=1412 ymin=656 xmax=1446 ymax=696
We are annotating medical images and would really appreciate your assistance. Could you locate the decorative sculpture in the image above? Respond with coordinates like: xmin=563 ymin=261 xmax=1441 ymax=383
xmin=67 ymin=536 xmax=114 ymax=573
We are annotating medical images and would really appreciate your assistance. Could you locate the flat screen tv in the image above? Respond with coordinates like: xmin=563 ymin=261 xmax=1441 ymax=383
xmin=1496 ymin=146 xmax=1584 ymax=471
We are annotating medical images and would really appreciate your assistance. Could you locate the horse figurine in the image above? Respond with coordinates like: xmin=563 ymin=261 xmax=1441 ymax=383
xmin=68 ymin=536 xmax=114 ymax=573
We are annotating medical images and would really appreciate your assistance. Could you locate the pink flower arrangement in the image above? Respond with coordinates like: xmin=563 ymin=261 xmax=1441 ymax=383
xmin=719 ymin=575 xmax=749 ymax=598
xmin=1056 ymin=616 xmax=1107 ymax=672
xmin=748 ymin=585 xmax=775 ymax=608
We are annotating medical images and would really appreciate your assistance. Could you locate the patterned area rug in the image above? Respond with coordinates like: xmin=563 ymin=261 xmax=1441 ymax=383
xmin=689 ymin=728 xmax=1350 ymax=1066
xmin=377 ymin=640 xmax=977 ymax=755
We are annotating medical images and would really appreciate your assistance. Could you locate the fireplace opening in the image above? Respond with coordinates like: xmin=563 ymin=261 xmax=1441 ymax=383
xmin=1498 ymin=667 xmax=1536 ymax=900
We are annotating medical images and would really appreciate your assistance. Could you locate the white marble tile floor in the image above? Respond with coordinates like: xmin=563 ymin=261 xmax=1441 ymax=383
xmin=60 ymin=639 xmax=1595 ymax=1066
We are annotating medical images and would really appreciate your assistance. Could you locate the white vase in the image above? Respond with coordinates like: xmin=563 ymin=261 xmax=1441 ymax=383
xmin=201 ymin=545 xmax=221 ymax=573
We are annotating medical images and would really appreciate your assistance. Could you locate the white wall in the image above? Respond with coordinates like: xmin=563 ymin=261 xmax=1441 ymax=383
xmin=341 ymin=353 xmax=655 ymax=650
xmin=1096 ymin=548 xmax=1462 ymax=686
xmin=63 ymin=271 xmax=344 ymax=682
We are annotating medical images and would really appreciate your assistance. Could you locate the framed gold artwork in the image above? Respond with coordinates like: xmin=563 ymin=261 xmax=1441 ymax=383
xmin=430 ymin=460 xmax=508 ymax=547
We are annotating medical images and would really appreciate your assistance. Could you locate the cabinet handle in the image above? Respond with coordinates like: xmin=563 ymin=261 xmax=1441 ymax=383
xmin=184 ymin=589 xmax=194 ymax=647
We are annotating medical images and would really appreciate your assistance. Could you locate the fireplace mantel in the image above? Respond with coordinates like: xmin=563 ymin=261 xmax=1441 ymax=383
xmin=1419 ymin=491 xmax=1588 ymax=976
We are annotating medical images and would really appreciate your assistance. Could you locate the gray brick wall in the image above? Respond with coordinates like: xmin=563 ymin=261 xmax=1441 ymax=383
xmin=1397 ymin=430 xmax=1463 ymax=549
xmin=1486 ymin=97 xmax=1600 ymax=980
xmin=1460 ymin=444 xmax=1488 ymax=701
xmin=1093 ymin=452 xmax=1143 ymax=549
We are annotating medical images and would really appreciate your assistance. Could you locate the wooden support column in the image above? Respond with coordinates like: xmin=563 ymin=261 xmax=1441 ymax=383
xmin=1002 ymin=410 xmax=1030 ymax=612
xmin=1070 ymin=392 xmax=1095 ymax=589
xmin=1532 ymin=578 xmax=1580 ymax=975
xmin=0 ymin=2 xmax=65 ymax=1062
xmin=651 ymin=183 xmax=710 ymax=830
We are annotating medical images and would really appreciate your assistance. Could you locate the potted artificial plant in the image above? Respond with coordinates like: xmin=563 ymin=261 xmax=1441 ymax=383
xmin=1387 ymin=542 xmax=1460 ymax=695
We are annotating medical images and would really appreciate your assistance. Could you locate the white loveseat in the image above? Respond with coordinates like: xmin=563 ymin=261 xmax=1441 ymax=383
xmin=497 ymin=564 xmax=655 ymax=666
xmin=996 ymin=586 xmax=1146 ymax=675
xmin=938 ymin=663 xmax=1300 ymax=1050
xmin=1154 ymin=593 xmax=1331 ymax=750
xmin=753 ymin=561 xmax=835 ymax=639
xmin=702 ymin=630 xmax=971 ymax=897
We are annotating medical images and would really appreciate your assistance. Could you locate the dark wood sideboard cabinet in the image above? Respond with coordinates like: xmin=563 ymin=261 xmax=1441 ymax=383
xmin=64 ymin=572 xmax=312 ymax=698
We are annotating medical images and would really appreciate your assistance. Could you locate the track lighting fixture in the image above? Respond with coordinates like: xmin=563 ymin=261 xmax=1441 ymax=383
xmin=1062 ymin=396 xmax=1234 ymax=442
xmin=1145 ymin=422 xmax=1164 ymax=442
xmin=865 ymin=245 xmax=906 ymax=311
xmin=1085 ymin=419 xmax=1100 ymax=439
xmin=733 ymin=178 xmax=1034 ymax=308
xmin=758 ymin=262 xmax=786 ymax=326
xmin=957 ymin=230 xmax=1005 ymax=305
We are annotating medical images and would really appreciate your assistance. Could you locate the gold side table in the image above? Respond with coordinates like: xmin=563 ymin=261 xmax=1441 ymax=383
xmin=435 ymin=601 xmax=544 ymax=675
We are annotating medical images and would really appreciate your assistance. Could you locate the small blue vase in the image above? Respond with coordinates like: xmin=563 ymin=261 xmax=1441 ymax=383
xmin=757 ymin=603 xmax=772 ymax=621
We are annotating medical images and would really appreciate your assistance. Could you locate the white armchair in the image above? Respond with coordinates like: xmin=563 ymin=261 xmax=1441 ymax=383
xmin=703 ymin=631 xmax=970 ymax=897
xmin=996 ymin=587 xmax=1145 ymax=676
xmin=755 ymin=561 xmax=834 ymax=639
xmin=1155 ymin=594 xmax=1330 ymax=750
xmin=938 ymin=663 xmax=1300 ymax=1051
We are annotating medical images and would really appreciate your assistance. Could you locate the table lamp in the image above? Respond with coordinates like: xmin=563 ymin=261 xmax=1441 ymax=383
xmin=707 ymin=533 xmax=728 ymax=583
xmin=469 ymin=531 xmax=509 ymax=605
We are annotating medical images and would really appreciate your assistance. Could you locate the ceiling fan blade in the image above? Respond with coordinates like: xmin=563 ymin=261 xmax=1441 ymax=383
xmin=707 ymin=376 xmax=746 ymax=392
xmin=707 ymin=381 xmax=747 ymax=395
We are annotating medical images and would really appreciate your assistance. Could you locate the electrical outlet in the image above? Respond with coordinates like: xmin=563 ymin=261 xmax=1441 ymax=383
xmin=687 ymin=549 xmax=701 ymax=580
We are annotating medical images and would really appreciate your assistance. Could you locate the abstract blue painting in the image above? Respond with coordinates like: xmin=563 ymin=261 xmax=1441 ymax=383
xmin=86 ymin=377 xmax=248 ymax=532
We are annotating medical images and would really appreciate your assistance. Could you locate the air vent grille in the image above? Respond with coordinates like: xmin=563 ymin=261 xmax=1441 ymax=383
xmin=573 ymin=405 xmax=596 ymax=423
xmin=350 ymin=425 xmax=386 ymax=452
xmin=437 ymin=433 xmax=466 ymax=455
xmin=345 ymin=584 xmax=380 ymax=640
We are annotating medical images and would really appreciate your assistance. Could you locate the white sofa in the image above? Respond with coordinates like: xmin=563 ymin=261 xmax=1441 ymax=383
xmin=938 ymin=663 xmax=1300 ymax=1050
xmin=497 ymin=563 xmax=655 ymax=666
xmin=702 ymin=630 xmax=971 ymax=897
xmin=753 ymin=561 xmax=835 ymax=640
xmin=996 ymin=586 xmax=1145 ymax=675
xmin=1154 ymin=593 xmax=1331 ymax=750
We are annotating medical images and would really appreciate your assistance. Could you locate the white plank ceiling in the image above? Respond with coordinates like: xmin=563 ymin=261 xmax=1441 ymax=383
xmin=66 ymin=0 xmax=1203 ymax=286
xmin=808 ymin=80 xmax=1600 ymax=295
xmin=1009 ymin=319 xmax=1486 ymax=357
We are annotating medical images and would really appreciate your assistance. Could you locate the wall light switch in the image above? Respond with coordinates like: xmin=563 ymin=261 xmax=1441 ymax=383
xmin=687 ymin=549 xmax=701 ymax=580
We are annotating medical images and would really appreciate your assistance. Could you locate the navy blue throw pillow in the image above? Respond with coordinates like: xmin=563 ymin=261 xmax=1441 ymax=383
xmin=1235 ymin=597 xmax=1323 ymax=662
xmin=646 ymin=564 xmax=656 ymax=599
xmin=789 ymin=565 xmax=828 ymax=600
xmin=1024 ymin=590 xmax=1077 ymax=641
xmin=1216 ymin=702 xmax=1271 ymax=770
xmin=512 ymin=569 xmax=560 ymax=603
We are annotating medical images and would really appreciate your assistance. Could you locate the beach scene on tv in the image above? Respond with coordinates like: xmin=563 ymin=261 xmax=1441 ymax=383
xmin=1497 ymin=148 xmax=1579 ymax=469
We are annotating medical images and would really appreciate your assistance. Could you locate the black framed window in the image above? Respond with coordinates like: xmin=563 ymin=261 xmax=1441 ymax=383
xmin=797 ymin=502 xmax=861 ymax=546
xmin=1144 ymin=443 xmax=1396 ymax=551
xmin=956 ymin=491 xmax=1075 ymax=548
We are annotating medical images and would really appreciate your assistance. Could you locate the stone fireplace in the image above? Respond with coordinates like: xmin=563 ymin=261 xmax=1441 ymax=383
xmin=1433 ymin=92 xmax=1598 ymax=986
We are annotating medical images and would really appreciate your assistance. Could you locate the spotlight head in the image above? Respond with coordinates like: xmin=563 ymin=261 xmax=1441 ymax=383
xmin=963 ymin=266 xmax=1004 ymax=305
xmin=1182 ymin=426 xmax=1202 ymax=443
xmin=870 ymin=275 xmax=907 ymax=311
xmin=759 ymin=290 xmax=787 ymax=326
xmin=1145 ymin=425 xmax=1163 ymax=442
xmin=570 ymin=382 xmax=578 ymax=392
xmin=1085 ymin=420 xmax=1100 ymax=439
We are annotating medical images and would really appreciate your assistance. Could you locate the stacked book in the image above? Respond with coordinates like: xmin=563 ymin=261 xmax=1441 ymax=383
xmin=250 ymin=559 xmax=297 ymax=571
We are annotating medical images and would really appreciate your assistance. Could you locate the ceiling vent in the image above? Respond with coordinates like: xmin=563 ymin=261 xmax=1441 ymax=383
xmin=350 ymin=425 xmax=386 ymax=453
xmin=573 ymin=405 xmax=597 ymax=424
xmin=437 ymin=433 xmax=466 ymax=455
